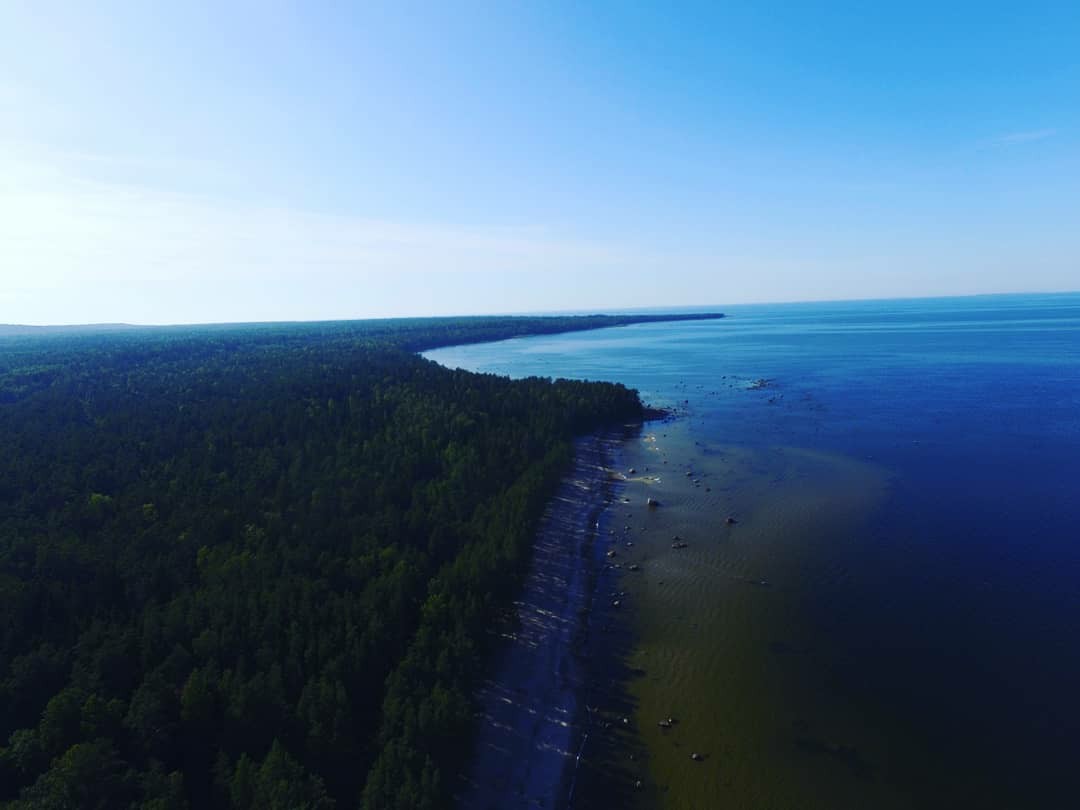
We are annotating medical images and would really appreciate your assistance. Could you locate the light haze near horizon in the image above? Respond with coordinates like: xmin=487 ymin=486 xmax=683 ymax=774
xmin=2 ymin=1 xmax=1078 ymax=326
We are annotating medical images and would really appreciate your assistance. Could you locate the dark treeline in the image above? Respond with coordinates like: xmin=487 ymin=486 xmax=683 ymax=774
xmin=0 ymin=311 xmax=723 ymax=354
xmin=0 ymin=316 xmax=691 ymax=809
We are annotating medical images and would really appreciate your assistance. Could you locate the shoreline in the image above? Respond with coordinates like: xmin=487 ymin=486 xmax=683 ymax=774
xmin=455 ymin=418 xmax=664 ymax=809
xmin=564 ymin=423 xmax=661 ymax=810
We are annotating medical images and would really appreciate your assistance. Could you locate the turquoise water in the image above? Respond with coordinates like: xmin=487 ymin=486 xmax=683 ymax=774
xmin=427 ymin=294 xmax=1080 ymax=807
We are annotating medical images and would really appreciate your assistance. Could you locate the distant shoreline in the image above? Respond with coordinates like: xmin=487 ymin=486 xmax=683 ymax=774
xmin=0 ymin=312 xmax=726 ymax=345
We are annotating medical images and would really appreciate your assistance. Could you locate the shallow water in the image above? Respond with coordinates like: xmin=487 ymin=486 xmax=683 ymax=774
xmin=426 ymin=294 xmax=1080 ymax=808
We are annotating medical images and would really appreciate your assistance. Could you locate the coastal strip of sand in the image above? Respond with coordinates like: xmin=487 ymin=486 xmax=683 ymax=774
xmin=454 ymin=426 xmax=650 ymax=810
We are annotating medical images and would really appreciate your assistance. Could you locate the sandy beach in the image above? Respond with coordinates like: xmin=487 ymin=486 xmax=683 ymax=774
xmin=455 ymin=429 xmax=641 ymax=810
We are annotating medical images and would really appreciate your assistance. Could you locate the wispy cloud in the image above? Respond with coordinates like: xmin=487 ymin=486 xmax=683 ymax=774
xmin=993 ymin=128 xmax=1058 ymax=145
xmin=0 ymin=151 xmax=657 ymax=323
xmin=1 ymin=160 xmax=628 ymax=285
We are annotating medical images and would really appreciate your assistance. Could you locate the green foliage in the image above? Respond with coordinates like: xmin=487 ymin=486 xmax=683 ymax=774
xmin=8 ymin=738 xmax=134 ymax=810
xmin=230 ymin=741 xmax=333 ymax=810
xmin=0 ymin=317 xmax=650 ymax=808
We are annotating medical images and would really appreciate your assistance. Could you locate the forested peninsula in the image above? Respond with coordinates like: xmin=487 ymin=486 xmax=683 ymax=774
xmin=0 ymin=313 xmax=719 ymax=809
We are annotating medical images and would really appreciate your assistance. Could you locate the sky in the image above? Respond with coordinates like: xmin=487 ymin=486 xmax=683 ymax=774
xmin=1 ymin=1 xmax=1078 ymax=325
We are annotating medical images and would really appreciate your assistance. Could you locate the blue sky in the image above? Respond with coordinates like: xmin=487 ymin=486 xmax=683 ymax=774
xmin=2 ymin=1 xmax=1078 ymax=324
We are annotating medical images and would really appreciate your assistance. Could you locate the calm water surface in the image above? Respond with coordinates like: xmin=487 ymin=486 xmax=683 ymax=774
xmin=426 ymin=294 xmax=1080 ymax=809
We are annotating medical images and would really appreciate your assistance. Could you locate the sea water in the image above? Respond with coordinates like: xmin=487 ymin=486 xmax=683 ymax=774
xmin=425 ymin=294 xmax=1080 ymax=809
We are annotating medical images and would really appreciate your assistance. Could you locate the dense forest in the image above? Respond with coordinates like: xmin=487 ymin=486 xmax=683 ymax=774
xmin=0 ymin=314 xmax=716 ymax=809
xmin=0 ymin=312 xmax=723 ymax=351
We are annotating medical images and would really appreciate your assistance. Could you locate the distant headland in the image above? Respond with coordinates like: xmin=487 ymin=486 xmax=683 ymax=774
xmin=0 ymin=312 xmax=725 ymax=352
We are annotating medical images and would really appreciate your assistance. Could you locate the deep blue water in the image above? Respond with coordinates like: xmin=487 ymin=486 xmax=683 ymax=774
xmin=427 ymin=293 xmax=1080 ymax=805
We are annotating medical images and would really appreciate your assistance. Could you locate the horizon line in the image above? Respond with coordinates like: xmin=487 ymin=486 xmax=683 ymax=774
xmin=3 ymin=289 xmax=1078 ymax=331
